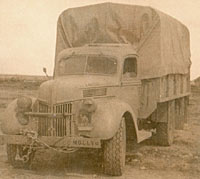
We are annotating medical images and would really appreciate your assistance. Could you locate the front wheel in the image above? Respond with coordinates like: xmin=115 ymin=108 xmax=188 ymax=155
xmin=103 ymin=118 xmax=126 ymax=176
xmin=7 ymin=144 xmax=35 ymax=169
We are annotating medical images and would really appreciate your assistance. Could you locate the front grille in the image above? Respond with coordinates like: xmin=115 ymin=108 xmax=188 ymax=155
xmin=38 ymin=115 xmax=71 ymax=136
xmin=37 ymin=101 xmax=74 ymax=137
xmin=53 ymin=103 xmax=72 ymax=114
xmin=38 ymin=101 xmax=50 ymax=113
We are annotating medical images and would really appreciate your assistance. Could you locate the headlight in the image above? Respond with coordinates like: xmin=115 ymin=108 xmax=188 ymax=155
xmin=16 ymin=96 xmax=32 ymax=125
xmin=78 ymin=109 xmax=91 ymax=126
xmin=16 ymin=112 xmax=29 ymax=125
xmin=81 ymin=99 xmax=97 ymax=113
xmin=17 ymin=96 xmax=32 ymax=112
xmin=78 ymin=99 xmax=97 ymax=127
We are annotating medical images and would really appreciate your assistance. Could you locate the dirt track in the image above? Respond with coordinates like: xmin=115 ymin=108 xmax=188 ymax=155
xmin=0 ymin=81 xmax=199 ymax=178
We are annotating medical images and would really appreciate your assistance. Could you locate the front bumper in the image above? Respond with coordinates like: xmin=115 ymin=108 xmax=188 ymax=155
xmin=0 ymin=134 xmax=101 ymax=148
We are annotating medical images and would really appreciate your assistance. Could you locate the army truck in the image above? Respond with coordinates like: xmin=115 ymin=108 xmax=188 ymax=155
xmin=0 ymin=3 xmax=191 ymax=176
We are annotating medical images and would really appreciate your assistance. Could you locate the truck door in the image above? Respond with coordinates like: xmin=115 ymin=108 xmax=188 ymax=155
xmin=120 ymin=56 xmax=141 ymax=117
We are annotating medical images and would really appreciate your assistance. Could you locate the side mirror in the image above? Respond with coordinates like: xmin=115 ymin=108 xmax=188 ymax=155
xmin=43 ymin=67 xmax=49 ymax=78
xmin=43 ymin=67 xmax=47 ymax=74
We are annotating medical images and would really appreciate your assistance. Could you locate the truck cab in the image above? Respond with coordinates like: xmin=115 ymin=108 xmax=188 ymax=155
xmin=38 ymin=43 xmax=141 ymax=140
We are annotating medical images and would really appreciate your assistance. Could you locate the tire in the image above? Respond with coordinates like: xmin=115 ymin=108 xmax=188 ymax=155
xmin=175 ymin=99 xmax=184 ymax=130
xmin=156 ymin=121 xmax=174 ymax=146
xmin=156 ymin=101 xmax=175 ymax=146
xmin=103 ymin=118 xmax=126 ymax=176
xmin=7 ymin=144 xmax=35 ymax=169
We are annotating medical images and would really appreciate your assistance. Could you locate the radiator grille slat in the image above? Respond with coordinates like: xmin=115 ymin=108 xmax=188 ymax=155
xmin=37 ymin=102 xmax=73 ymax=137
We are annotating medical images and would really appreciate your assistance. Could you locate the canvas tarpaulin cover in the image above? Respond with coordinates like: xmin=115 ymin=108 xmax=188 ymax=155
xmin=55 ymin=3 xmax=191 ymax=79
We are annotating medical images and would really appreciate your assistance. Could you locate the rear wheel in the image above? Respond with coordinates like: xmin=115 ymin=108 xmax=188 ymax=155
xmin=103 ymin=118 xmax=126 ymax=176
xmin=7 ymin=144 xmax=35 ymax=169
xmin=156 ymin=101 xmax=175 ymax=146
xmin=156 ymin=121 xmax=174 ymax=146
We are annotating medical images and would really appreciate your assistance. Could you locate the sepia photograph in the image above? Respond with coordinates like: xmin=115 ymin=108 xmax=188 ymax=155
xmin=0 ymin=0 xmax=199 ymax=178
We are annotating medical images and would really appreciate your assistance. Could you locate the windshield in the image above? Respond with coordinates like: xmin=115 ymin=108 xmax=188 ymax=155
xmin=58 ymin=55 xmax=117 ymax=75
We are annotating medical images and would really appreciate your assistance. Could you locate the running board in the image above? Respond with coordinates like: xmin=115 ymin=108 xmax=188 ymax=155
xmin=137 ymin=130 xmax=152 ymax=143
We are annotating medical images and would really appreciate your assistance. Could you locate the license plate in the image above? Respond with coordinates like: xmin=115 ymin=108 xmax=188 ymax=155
xmin=69 ymin=138 xmax=101 ymax=148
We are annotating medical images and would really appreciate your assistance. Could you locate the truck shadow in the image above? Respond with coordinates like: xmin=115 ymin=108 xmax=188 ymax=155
xmin=1 ymin=137 xmax=155 ymax=178
xmin=30 ymin=148 xmax=104 ymax=177
xmin=29 ymin=137 xmax=154 ymax=177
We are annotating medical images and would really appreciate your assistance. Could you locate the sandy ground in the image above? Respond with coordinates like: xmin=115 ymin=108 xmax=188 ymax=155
xmin=0 ymin=82 xmax=199 ymax=178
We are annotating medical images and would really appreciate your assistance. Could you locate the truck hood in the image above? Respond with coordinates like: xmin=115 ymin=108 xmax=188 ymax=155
xmin=38 ymin=75 xmax=119 ymax=104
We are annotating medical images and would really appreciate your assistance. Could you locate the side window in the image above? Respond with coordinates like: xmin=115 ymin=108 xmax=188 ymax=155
xmin=123 ymin=57 xmax=137 ymax=78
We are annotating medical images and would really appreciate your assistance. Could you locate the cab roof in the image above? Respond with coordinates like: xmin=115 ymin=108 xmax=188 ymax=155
xmin=57 ymin=43 xmax=137 ymax=61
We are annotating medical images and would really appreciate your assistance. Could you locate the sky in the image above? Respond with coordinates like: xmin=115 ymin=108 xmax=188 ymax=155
xmin=0 ymin=0 xmax=199 ymax=79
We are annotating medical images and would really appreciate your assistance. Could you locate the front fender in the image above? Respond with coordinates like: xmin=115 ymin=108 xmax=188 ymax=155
xmin=1 ymin=97 xmax=37 ymax=135
xmin=90 ymin=98 xmax=138 ymax=141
